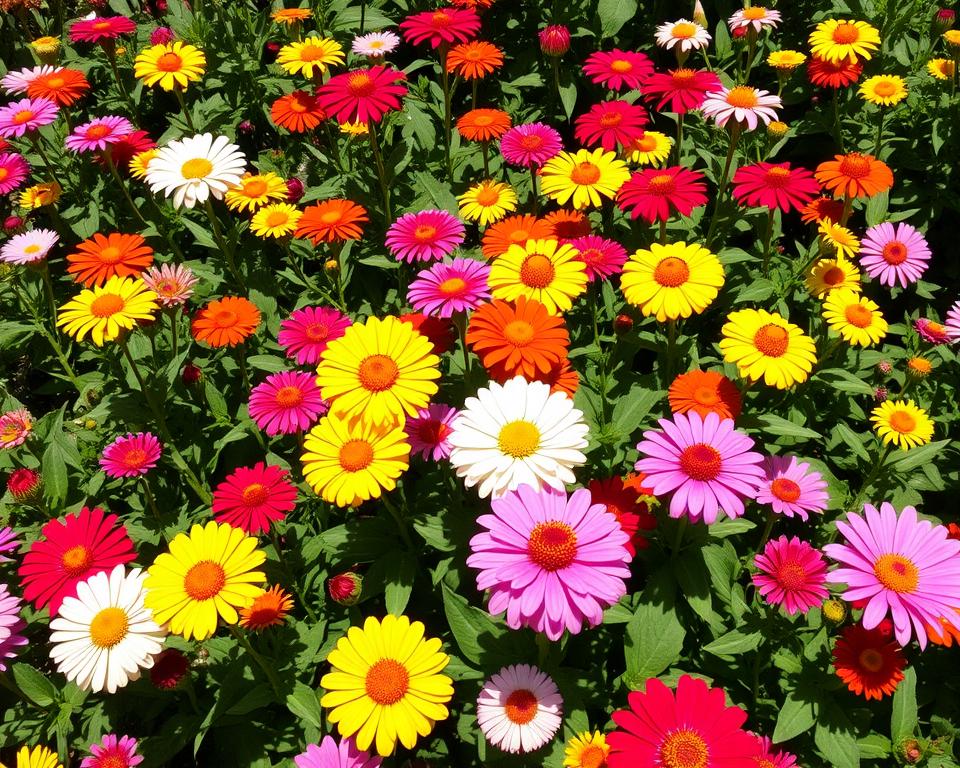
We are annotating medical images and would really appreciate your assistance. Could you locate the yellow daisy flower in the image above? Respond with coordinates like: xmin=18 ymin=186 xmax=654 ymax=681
xmin=944 ymin=30 xmax=960 ymax=50
xmin=19 ymin=181 xmax=61 ymax=209
xmin=767 ymin=50 xmax=807 ymax=71
xmin=250 ymin=203 xmax=302 ymax=238
xmin=339 ymin=120 xmax=369 ymax=135
xmin=488 ymin=238 xmax=588 ymax=315
xmin=320 ymin=614 xmax=453 ymax=757
xmin=540 ymin=148 xmax=630 ymax=209
xmin=128 ymin=149 xmax=159 ymax=180
xmin=316 ymin=315 xmax=441 ymax=426
xmin=719 ymin=308 xmax=817 ymax=389
xmin=822 ymin=288 xmax=888 ymax=347
xmin=926 ymin=58 xmax=955 ymax=80
xmin=805 ymin=256 xmax=861 ymax=298
xmin=620 ymin=241 xmax=724 ymax=322
xmin=860 ymin=74 xmax=908 ymax=106
xmin=819 ymin=219 xmax=860 ymax=260
xmin=143 ymin=521 xmax=266 ymax=641
xmin=458 ymin=180 xmax=518 ymax=226
xmin=2 ymin=745 xmax=62 ymax=768
xmin=224 ymin=172 xmax=289 ymax=213
xmin=301 ymin=413 xmax=410 ymax=507
xmin=56 ymin=276 xmax=158 ymax=347
xmin=276 ymin=36 xmax=345 ymax=78
xmin=808 ymin=19 xmax=881 ymax=64
xmin=564 ymin=731 xmax=610 ymax=768
xmin=871 ymin=399 xmax=934 ymax=450
xmin=623 ymin=131 xmax=673 ymax=166
xmin=134 ymin=41 xmax=206 ymax=91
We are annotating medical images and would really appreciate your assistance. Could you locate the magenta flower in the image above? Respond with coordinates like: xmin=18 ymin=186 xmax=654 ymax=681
xmin=248 ymin=370 xmax=326 ymax=435
xmin=294 ymin=735 xmax=381 ymax=768
xmin=70 ymin=16 xmax=137 ymax=44
xmin=755 ymin=455 xmax=829 ymax=521
xmin=634 ymin=411 xmax=765 ymax=524
xmin=753 ymin=536 xmax=829 ymax=615
xmin=753 ymin=735 xmax=799 ymax=768
xmin=569 ymin=235 xmax=628 ymax=281
xmin=80 ymin=734 xmax=143 ymax=768
xmin=65 ymin=115 xmax=134 ymax=153
xmin=467 ymin=484 xmax=631 ymax=640
xmin=582 ymin=49 xmax=654 ymax=91
xmin=859 ymin=222 xmax=931 ymax=288
xmin=499 ymin=122 xmax=563 ymax=168
xmin=573 ymin=100 xmax=648 ymax=151
xmin=825 ymin=503 xmax=960 ymax=648
xmin=945 ymin=299 xmax=960 ymax=342
xmin=407 ymin=257 xmax=490 ymax=318
xmin=0 ymin=153 xmax=29 ymax=195
xmin=407 ymin=403 xmax=459 ymax=461
xmin=385 ymin=209 xmax=465 ymax=263
xmin=100 ymin=433 xmax=162 ymax=478
xmin=277 ymin=306 xmax=351 ymax=365
xmin=914 ymin=317 xmax=951 ymax=344
xmin=0 ymin=527 xmax=20 ymax=562
xmin=0 ymin=97 xmax=58 ymax=138
xmin=0 ymin=583 xmax=26 ymax=672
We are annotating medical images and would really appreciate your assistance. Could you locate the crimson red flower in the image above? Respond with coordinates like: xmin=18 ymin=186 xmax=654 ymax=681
xmin=399 ymin=6 xmax=480 ymax=48
xmin=212 ymin=462 xmax=298 ymax=534
xmin=150 ymin=648 xmax=190 ymax=690
xmin=399 ymin=312 xmax=455 ymax=355
xmin=588 ymin=477 xmax=657 ymax=555
xmin=69 ymin=15 xmax=136 ymax=43
xmin=731 ymin=162 xmax=821 ymax=213
xmin=18 ymin=506 xmax=136 ymax=617
xmin=616 ymin=166 xmax=708 ymax=223
xmin=316 ymin=66 xmax=407 ymax=124
xmin=833 ymin=623 xmax=905 ymax=700
xmin=583 ymin=49 xmax=654 ymax=91
xmin=98 ymin=129 xmax=156 ymax=174
xmin=807 ymin=55 xmax=863 ymax=89
xmin=642 ymin=67 xmax=722 ymax=114
xmin=574 ymin=100 xmax=648 ymax=151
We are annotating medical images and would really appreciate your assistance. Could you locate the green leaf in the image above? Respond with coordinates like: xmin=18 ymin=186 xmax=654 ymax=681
xmin=890 ymin=440 xmax=951 ymax=472
xmin=558 ymin=71 xmax=578 ymax=120
xmin=611 ymin=384 xmax=661 ymax=435
xmin=182 ymin=217 xmax=218 ymax=249
xmin=597 ymin=0 xmax=638 ymax=38
xmin=703 ymin=629 xmax=763 ymax=656
xmin=865 ymin=189 xmax=889 ymax=226
xmin=441 ymin=583 xmax=516 ymax=667
xmin=12 ymin=663 xmax=57 ymax=708
xmin=815 ymin=703 xmax=860 ymax=768
xmin=752 ymin=413 xmax=822 ymax=440
xmin=734 ymin=279 xmax=774 ymax=303
xmin=815 ymin=368 xmax=876 ymax=396
xmin=42 ymin=439 xmax=69 ymax=504
xmin=857 ymin=734 xmax=892 ymax=759
xmin=384 ymin=551 xmax=417 ymax=615
xmin=835 ymin=422 xmax=872 ymax=462
xmin=623 ymin=569 xmax=685 ymax=688
xmin=891 ymin=666 xmax=918 ymax=741
xmin=285 ymin=682 xmax=323 ymax=729
xmin=773 ymin=690 xmax=818 ymax=743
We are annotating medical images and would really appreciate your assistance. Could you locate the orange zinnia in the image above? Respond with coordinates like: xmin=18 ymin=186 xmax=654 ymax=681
xmin=542 ymin=209 xmax=592 ymax=241
xmin=192 ymin=296 xmax=261 ymax=347
xmin=295 ymin=199 xmax=369 ymax=244
xmin=446 ymin=40 xmax=504 ymax=80
xmin=481 ymin=214 xmax=552 ymax=259
xmin=456 ymin=108 xmax=512 ymax=143
xmin=66 ymin=233 xmax=154 ymax=287
xmin=466 ymin=296 xmax=569 ymax=378
xmin=490 ymin=354 xmax=579 ymax=396
xmin=800 ymin=196 xmax=845 ymax=225
xmin=271 ymin=91 xmax=326 ymax=133
xmin=814 ymin=153 xmax=894 ymax=199
xmin=26 ymin=68 xmax=90 ymax=106
xmin=668 ymin=369 xmax=742 ymax=420
xmin=239 ymin=585 xmax=294 ymax=630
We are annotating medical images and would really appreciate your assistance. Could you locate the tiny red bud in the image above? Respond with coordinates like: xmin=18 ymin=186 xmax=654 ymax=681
xmin=285 ymin=177 xmax=305 ymax=203
xmin=181 ymin=360 xmax=203 ymax=386
xmin=7 ymin=468 xmax=41 ymax=503
xmin=614 ymin=313 xmax=634 ymax=334
xmin=328 ymin=572 xmax=362 ymax=605
xmin=538 ymin=24 xmax=571 ymax=57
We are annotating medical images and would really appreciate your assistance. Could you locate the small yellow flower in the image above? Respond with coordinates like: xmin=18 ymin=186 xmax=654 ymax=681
xmin=128 ymin=149 xmax=159 ymax=180
xmin=805 ymin=257 xmax=861 ymax=298
xmin=134 ymin=42 xmax=206 ymax=91
xmin=31 ymin=36 xmax=61 ymax=63
xmin=767 ymin=49 xmax=807 ymax=70
xmin=819 ymin=219 xmax=860 ymax=261
xmin=927 ymin=58 xmax=956 ymax=80
xmin=339 ymin=120 xmax=369 ymax=136
xmin=944 ymin=29 xmax=960 ymax=50
xmin=859 ymin=74 xmax=908 ymax=106
xmin=767 ymin=120 xmax=789 ymax=139
xmin=623 ymin=131 xmax=673 ymax=166
xmin=250 ymin=203 xmax=302 ymax=239
xmin=19 ymin=181 xmax=62 ymax=209
xmin=871 ymin=399 xmax=934 ymax=450
xmin=906 ymin=357 xmax=933 ymax=378
xmin=458 ymin=180 xmax=518 ymax=226
xmin=822 ymin=288 xmax=888 ymax=347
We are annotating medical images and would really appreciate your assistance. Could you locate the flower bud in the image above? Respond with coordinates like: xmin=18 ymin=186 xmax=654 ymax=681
xmin=732 ymin=25 xmax=748 ymax=40
xmin=31 ymin=36 xmax=61 ymax=64
xmin=947 ymin=522 xmax=960 ymax=541
xmin=944 ymin=29 xmax=960 ymax=50
xmin=3 ymin=216 xmax=24 ymax=234
xmin=285 ymin=177 xmax=305 ymax=203
xmin=767 ymin=120 xmax=788 ymax=139
xmin=614 ymin=313 xmax=634 ymax=335
xmin=874 ymin=386 xmax=888 ymax=402
xmin=876 ymin=617 xmax=894 ymax=638
xmin=906 ymin=357 xmax=932 ymax=378
xmin=238 ymin=120 xmax=255 ymax=135
xmin=897 ymin=738 xmax=923 ymax=764
xmin=151 ymin=648 xmax=190 ymax=689
xmin=182 ymin=360 xmax=203 ymax=386
xmin=538 ymin=25 xmax=571 ymax=57
xmin=934 ymin=8 xmax=956 ymax=33
xmin=328 ymin=572 xmax=362 ymax=605
xmin=876 ymin=359 xmax=893 ymax=375
xmin=692 ymin=0 xmax=708 ymax=28
xmin=7 ymin=468 xmax=41 ymax=504
xmin=265 ymin=41 xmax=281 ymax=61
xmin=83 ymin=418 xmax=97 ymax=430
xmin=822 ymin=598 xmax=846 ymax=625
xmin=324 ymin=258 xmax=339 ymax=273
xmin=150 ymin=26 xmax=174 ymax=45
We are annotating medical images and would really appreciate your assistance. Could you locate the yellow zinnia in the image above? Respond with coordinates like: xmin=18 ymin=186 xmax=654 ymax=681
xmin=819 ymin=219 xmax=860 ymax=261
xmin=276 ymin=36 xmax=344 ymax=77
xmin=316 ymin=315 xmax=441 ymax=426
xmin=623 ymin=131 xmax=673 ymax=166
xmin=134 ymin=41 xmax=206 ymax=91
xmin=719 ymin=308 xmax=817 ymax=389
xmin=805 ymin=256 xmax=861 ymax=298
xmin=250 ymin=203 xmax=302 ymax=238
xmin=808 ymin=19 xmax=880 ymax=64
xmin=860 ymin=74 xmax=908 ymax=106
xmin=1 ymin=745 xmax=62 ymax=768
xmin=128 ymin=149 xmax=159 ymax=180
xmin=57 ymin=276 xmax=158 ymax=347
xmin=225 ymin=172 xmax=289 ymax=212
xmin=320 ymin=614 xmax=453 ymax=757
xmin=927 ymin=58 xmax=956 ymax=80
xmin=143 ymin=522 xmax=266 ymax=641
xmin=301 ymin=413 xmax=410 ymax=507
xmin=620 ymin=241 xmax=724 ymax=322
xmin=458 ymin=180 xmax=518 ymax=226
xmin=767 ymin=50 xmax=807 ymax=70
xmin=823 ymin=289 xmax=888 ymax=347
xmin=871 ymin=399 xmax=934 ymax=450
xmin=564 ymin=731 xmax=610 ymax=768
xmin=488 ymin=238 xmax=588 ymax=315
xmin=540 ymin=148 xmax=630 ymax=209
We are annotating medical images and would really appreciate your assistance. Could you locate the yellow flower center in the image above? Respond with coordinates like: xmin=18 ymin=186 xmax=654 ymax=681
xmin=844 ymin=303 xmax=873 ymax=328
xmin=364 ymin=658 xmax=410 ymax=704
xmin=527 ymin=521 xmax=577 ymax=571
xmin=265 ymin=210 xmax=291 ymax=228
xmin=181 ymin=157 xmax=213 ymax=179
xmin=679 ymin=443 xmax=722 ymax=481
xmin=357 ymin=353 xmax=399 ymax=391
xmin=504 ymin=688 xmax=539 ymax=723
xmin=156 ymin=52 xmax=184 ymax=72
xmin=89 ymin=607 xmax=129 ymax=649
xmin=858 ymin=648 xmax=885 ymax=673
xmin=438 ymin=277 xmax=467 ymax=295
xmin=503 ymin=319 xmax=534 ymax=346
xmin=610 ymin=58 xmax=632 ymax=73
xmin=93 ymin=20 xmax=112 ymax=30
xmin=881 ymin=241 xmax=907 ymax=265
xmin=241 ymin=482 xmax=269 ymax=506
xmin=183 ymin=560 xmax=226 ymax=600
xmin=61 ymin=544 xmax=92 ymax=576
xmin=23 ymin=244 xmax=40 ymax=254
xmin=771 ymin=477 xmax=801 ymax=502
xmin=753 ymin=323 xmax=789 ymax=357
xmin=274 ymin=385 xmax=304 ymax=407
xmin=832 ymin=22 xmax=861 ymax=45
xmin=90 ymin=293 xmax=125 ymax=318
xmin=570 ymin=161 xmax=602 ymax=185
xmin=888 ymin=410 xmax=917 ymax=435
xmin=658 ymin=729 xmax=709 ymax=768
xmin=637 ymin=135 xmax=659 ymax=151
xmin=47 ymin=76 xmax=65 ymax=88
xmin=497 ymin=419 xmax=540 ymax=458
xmin=653 ymin=256 xmax=690 ymax=287
xmin=725 ymin=86 xmax=759 ymax=108
xmin=519 ymin=254 xmax=556 ymax=288
xmin=671 ymin=22 xmax=697 ymax=39
xmin=873 ymin=553 xmax=919 ymax=593
xmin=339 ymin=439 xmax=375 ymax=472
xmin=743 ymin=7 xmax=768 ymax=20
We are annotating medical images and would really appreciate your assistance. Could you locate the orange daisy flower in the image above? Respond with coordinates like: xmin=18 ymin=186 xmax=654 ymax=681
xmin=26 ymin=68 xmax=90 ymax=106
xmin=832 ymin=623 xmax=905 ymax=701
xmin=295 ymin=199 xmax=369 ymax=244
xmin=272 ymin=7 xmax=312 ymax=24
xmin=542 ymin=209 xmax=592 ymax=241
xmin=456 ymin=108 xmax=512 ymax=143
xmin=814 ymin=153 xmax=894 ymax=199
xmin=668 ymin=369 xmax=742 ymax=420
xmin=446 ymin=40 xmax=504 ymax=80
xmin=538 ymin=356 xmax=579 ymax=396
xmin=466 ymin=296 xmax=569 ymax=378
xmin=239 ymin=585 xmax=294 ymax=630
xmin=926 ymin=612 xmax=960 ymax=647
xmin=800 ymin=196 xmax=845 ymax=225
xmin=192 ymin=296 xmax=261 ymax=347
xmin=66 ymin=233 xmax=154 ymax=287
xmin=271 ymin=91 xmax=326 ymax=133
xmin=481 ymin=214 xmax=552 ymax=259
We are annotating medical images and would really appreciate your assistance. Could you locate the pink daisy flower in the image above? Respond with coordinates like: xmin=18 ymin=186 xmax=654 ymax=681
xmin=1 ymin=66 xmax=61 ymax=95
xmin=729 ymin=8 xmax=782 ymax=32
xmin=755 ymin=455 xmax=829 ymax=521
xmin=859 ymin=222 xmax=931 ymax=288
xmin=212 ymin=462 xmax=297 ymax=535
xmin=752 ymin=735 xmax=798 ymax=768
xmin=569 ymin=235 xmax=628 ymax=281
xmin=99 ymin=432 xmax=162 ymax=478
xmin=642 ymin=68 xmax=723 ymax=114
xmin=140 ymin=262 xmax=198 ymax=307
xmin=407 ymin=403 xmax=459 ymax=460
xmin=582 ymin=49 xmax=654 ymax=91
xmin=731 ymin=162 xmax=821 ymax=213
xmin=0 ymin=409 xmax=33 ymax=449
xmin=634 ymin=410 xmax=765 ymax=524
xmin=248 ymin=370 xmax=326 ymax=435
xmin=701 ymin=86 xmax=781 ymax=130
xmin=753 ymin=535 xmax=829 ymax=616
xmin=65 ymin=115 xmax=134 ymax=153
xmin=573 ymin=100 xmax=648 ymax=151
xmin=914 ymin=317 xmax=951 ymax=344
xmin=407 ymin=257 xmax=490 ymax=317
xmin=467 ymin=484 xmax=631 ymax=640
xmin=476 ymin=664 xmax=563 ymax=754
xmin=278 ymin=306 xmax=351 ymax=365
xmin=386 ymin=209 xmax=465 ymax=263
xmin=0 ymin=527 xmax=20 ymax=562
xmin=0 ymin=228 xmax=59 ymax=265
xmin=351 ymin=31 xmax=400 ymax=59
xmin=80 ymin=734 xmax=143 ymax=768
xmin=0 ymin=97 xmax=59 ymax=138
xmin=945 ymin=299 xmax=960 ymax=342
xmin=825 ymin=502 xmax=960 ymax=649
xmin=499 ymin=123 xmax=563 ymax=168
xmin=0 ymin=583 xmax=27 ymax=672
xmin=0 ymin=153 xmax=29 ymax=194
xmin=295 ymin=735 xmax=381 ymax=768
xmin=70 ymin=16 xmax=137 ymax=44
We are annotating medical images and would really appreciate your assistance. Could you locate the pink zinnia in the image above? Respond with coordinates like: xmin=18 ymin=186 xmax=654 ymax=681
xmin=386 ymin=209 xmax=465 ymax=263
xmin=65 ymin=115 xmax=134 ymax=153
xmin=582 ymin=49 xmax=654 ymax=91
xmin=569 ymin=235 xmax=628 ymax=281
xmin=407 ymin=257 xmax=490 ymax=317
xmin=0 ymin=153 xmax=29 ymax=194
xmin=278 ymin=306 xmax=351 ymax=365
xmin=80 ymin=734 xmax=143 ymax=768
xmin=407 ymin=403 xmax=459 ymax=461
xmin=701 ymin=86 xmax=781 ymax=130
xmin=753 ymin=536 xmax=829 ymax=615
xmin=70 ymin=16 xmax=137 ymax=43
xmin=859 ymin=222 xmax=931 ymax=288
xmin=0 ymin=583 xmax=27 ymax=672
xmin=212 ymin=462 xmax=297 ymax=534
xmin=634 ymin=410 xmax=765 ymax=524
xmin=0 ymin=527 xmax=20 ymax=561
xmin=316 ymin=66 xmax=407 ymax=124
xmin=825 ymin=502 xmax=960 ymax=648
xmin=0 ymin=408 xmax=33 ymax=448
xmin=641 ymin=67 xmax=722 ymax=114
xmin=616 ymin=166 xmax=709 ymax=223
xmin=499 ymin=122 xmax=563 ymax=168
xmin=99 ymin=432 xmax=162 ymax=478
xmin=731 ymin=162 xmax=821 ymax=213
xmin=140 ymin=262 xmax=198 ymax=307
xmin=752 ymin=736 xmax=798 ymax=768
xmin=399 ymin=7 xmax=480 ymax=48
xmin=574 ymin=100 xmax=648 ymax=151
xmin=466 ymin=484 xmax=631 ymax=640
xmin=914 ymin=317 xmax=951 ymax=344
xmin=945 ymin=299 xmax=960 ymax=342
xmin=756 ymin=455 xmax=829 ymax=521
xmin=0 ymin=97 xmax=58 ymax=138
xmin=248 ymin=370 xmax=326 ymax=435
xmin=294 ymin=736 xmax=381 ymax=768
xmin=0 ymin=228 xmax=59 ymax=265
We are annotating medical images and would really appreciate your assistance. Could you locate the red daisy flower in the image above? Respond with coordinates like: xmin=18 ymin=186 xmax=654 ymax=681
xmin=399 ymin=312 xmax=455 ymax=355
xmin=69 ymin=15 xmax=136 ymax=43
xmin=801 ymin=196 xmax=845 ymax=225
xmin=399 ymin=6 xmax=480 ymax=48
xmin=18 ymin=506 xmax=136 ymax=617
xmin=574 ymin=100 xmax=648 ymax=151
xmin=542 ymin=209 xmax=592 ymax=241
xmin=832 ymin=623 xmax=906 ymax=701
xmin=568 ymin=235 xmax=628 ymax=281
xmin=211 ymin=462 xmax=298 ymax=535
xmin=616 ymin=166 xmax=708 ymax=223
xmin=807 ymin=56 xmax=863 ymax=89
xmin=583 ymin=49 xmax=654 ymax=91
xmin=588 ymin=477 xmax=657 ymax=555
xmin=316 ymin=66 xmax=407 ymax=124
xmin=642 ymin=67 xmax=722 ymax=114
xmin=96 ymin=129 xmax=155 ymax=174
xmin=731 ymin=162 xmax=821 ymax=213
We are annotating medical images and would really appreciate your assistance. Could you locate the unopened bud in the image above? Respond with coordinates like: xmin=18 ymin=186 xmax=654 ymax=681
xmin=767 ymin=120 xmax=788 ymax=139
xmin=897 ymin=738 xmax=923 ymax=764
xmin=732 ymin=25 xmax=749 ymax=40
xmin=3 ymin=216 xmax=24 ymax=234
xmin=182 ymin=360 xmax=203 ymax=386
xmin=238 ymin=120 xmax=255 ymax=135
xmin=328 ymin=571 xmax=362 ymax=605
xmin=877 ymin=359 xmax=893 ymax=375
xmin=692 ymin=0 xmax=708 ymax=28
xmin=7 ymin=468 xmax=41 ymax=504
xmin=285 ymin=177 xmax=305 ymax=203
xmin=614 ymin=313 xmax=633 ymax=335
xmin=324 ymin=259 xmax=339 ymax=273
xmin=538 ymin=25 xmax=570 ymax=57
xmin=874 ymin=386 xmax=888 ymax=402
xmin=934 ymin=8 xmax=956 ymax=33
xmin=822 ymin=598 xmax=846 ymax=625
xmin=150 ymin=26 xmax=174 ymax=45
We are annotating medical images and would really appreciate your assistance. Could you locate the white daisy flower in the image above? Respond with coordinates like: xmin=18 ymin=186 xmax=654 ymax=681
xmin=448 ymin=376 xmax=588 ymax=499
xmin=49 ymin=564 xmax=167 ymax=694
xmin=145 ymin=132 xmax=246 ymax=209
xmin=1 ymin=65 xmax=62 ymax=95
xmin=701 ymin=86 xmax=781 ymax=130
xmin=654 ymin=19 xmax=712 ymax=52
xmin=0 ymin=229 xmax=59 ymax=265
xmin=351 ymin=30 xmax=401 ymax=58
xmin=728 ymin=6 xmax=782 ymax=33
xmin=477 ymin=664 xmax=563 ymax=754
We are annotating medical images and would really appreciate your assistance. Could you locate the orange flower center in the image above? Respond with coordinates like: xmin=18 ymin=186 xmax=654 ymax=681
xmin=693 ymin=385 xmax=719 ymax=406
xmin=121 ymin=448 xmax=148 ymax=469
xmin=90 ymin=293 xmax=125 ymax=318
xmin=873 ymin=553 xmax=919 ymax=593
xmin=364 ymin=658 xmax=410 ymax=704
xmin=858 ymin=648 xmax=885 ymax=673
xmin=497 ymin=419 xmax=540 ymax=458
xmin=12 ymin=110 xmax=35 ymax=125
xmin=357 ymin=354 xmax=399 ymax=391
xmin=679 ymin=443 xmax=722 ymax=481
xmin=888 ymin=409 xmax=917 ymax=433
xmin=838 ymin=154 xmax=870 ymax=179
xmin=156 ymin=279 xmax=178 ymax=296
xmin=289 ymin=96 xmax=309 ymax=113
xmin=474 ymin=186 xmax=501 ymax=206
xmin=570 ymin=161 xmax=602 ymax=185
xmin=347 ymin=72 xmax=376 ymax=97
xmin=503 ymin=319 xmax=534 ymax=346
xmin=93 ymin=20 xmax=113 ymax=30
xmin=183 ymin=560 xmax=226 ymax=600
xmin=881 ymin=241 xmax=907 ymax=265
xmin=527 ymin=521 xmax=577 ymax=571
xmin=181 ymin=157 xmax=213 ymax=179
xmin=414 ymin=224 xmax=438 ymax=242
xmin=431 ymin=10 xmax=452 ymax=27
xmin=658 ymin=728 xmax=709 ymax=768
xmin=243 ymin=179 xmax=268 ymax=197
xmin=97 ymin=245 xmax=123 ymax=264
xmin=304 ymin=321 xmax=329 ymax=341
xmin=822 ymin=266 xmax=846 ymax=286
xmin=214 ymin=309 xmax=238 ymax=327
xmin=519 ymin=134 xmax=544 ymax=150
xmin=764 ymin=167 xmax=792 ymax=187
xmin=770 ymin=477 xmax=801 ymax=502
xmin=89 ymin=607 xmax=129 ymax=649
xmin=509 ymin=228 xmax=530 ymax=243
xmin=653 ymin=256 xmax=690 ymax=287
xmin=579 ymin=746 xmax=607 ymax=768
xmin=85 ymin=124 xmax=112 ymax=140
xmin=298 ymin=43 xmax=326 ymax=62
xmin=339 ymin=439 xmax=375 ymax=472
xmin=844 ymin=303 xmax=873 ymax=328
xmin=743 ymin=7 xmax=768 ymax=19
xmin=156 ymin=52 xmax=184 ymax=72
xmin=463 ymin=48 xmax=484 ymax=62
xmin=519 ymin=254 xmax=556 ymax=288
xmin=241 ymin=482 xmax=270 ymax=506
xmin=647 ymin=173 xmax=677 ymax=195
xmin=637 ymin=135 xmax=659 ymax=151
xmin=753 ymin=324 xmax=789 ymax=357
xmin=438 ymin=277 xmax=467 ymax=295
xmin=503 ymin=688 xmax=539 ymax=724
xmin=46 ymin=76 xmax=66 ymax=88
xmin=599 ymin=111 xmax=623 ymax=127
xmin=775 ymin=562 xmax=808 ymax=591
xmin=274 ymin=384 xmax=304 ymax=407
xmin=671 ymin=68 xmax=696 ymax=84
xmin=872 ymin=80 xmax=897 ymax=97
xmin=61 ymin=544 xmax=93 ymax=576
xmin=265 ymin=210 xmax=291 ymax=229
xmin=609 ymin=58 xmax=633 ymax=73
xmin=671 ymin=22 xmax=698 ymax=39
xmin=831 ymin=22 xmax=861 ymax=45
xmin=0 ymin=169 xmax=7 ymax=182
xmin=725 ymin=86 xmax=759 ymax=108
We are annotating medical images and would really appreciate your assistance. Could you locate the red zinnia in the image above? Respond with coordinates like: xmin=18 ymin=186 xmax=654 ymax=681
xmin=399 ymin=7 xmax=480 ymax=48
xmin=807 ymin=55 xmax=863 ymax=89
xmin=642 ymin=68 xmax=722 ymax=114
xmin=316 ymin=66 xmax=407 ymax=124
xmin=18 ymin=506 xmax=136 ymax=617
xmin=574 ymin=100 xmax=648 ymax=151
xmin=832 ymin=623 xmax=906 ymax=700
xmin=399 ymin=312 xmax=455 ymax=355
xmin=582 ymin=49 xmax=654 ymax=91
xmin=97 ymin=129 xmax=155 ymax=174
xmin=731 ymin=162 xmax=821 ymax=213
xmin=588 ymin=477 xmax=657 ymax=555
xmin=212 ymin=462 xmax=298 ymax=535
xmin=616 ymin=166 xmax=708 ymax=223
xmin=69 ymin=15 xmax=137 ymax=43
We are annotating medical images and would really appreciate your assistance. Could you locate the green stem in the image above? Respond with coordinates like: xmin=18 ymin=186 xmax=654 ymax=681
xmin=169 ymin=309 xmax=179 ymax=359
xmin=744 ymin=30 xmax=758 ymax=82
xmin=174 ymin=86 xmax=197 ymax=132
xmin=231 ymin=627 xmax=282 ymax=697
xmin=704 ymin=124 xmax=741 ymax=248
xmin=528 ymin=164 xmax=539 ymax=214
xmin=203 ymin=199 xmax=243 ymax=289
xmin=873 ymin=109 xmax=886 ymax=157
xmin=658 ymin=218 xmax=667 ymax=245
xmin=439 ymin=44 xmax=453 ymax=181
xmin=453 ymin=312 xmax=471 ymax=382
xmin=236 ymin=344 xmax=250 ymax=394
xmin=380 ymin=494 xmax=414 ymax=549
xmin=675 ymin=113 xmax=684 ymax=164
xmin=832 ymin=89 xmax=845 ymax=152
xmin=271 ymin=528 xmax=318 ymax=623
xmin=754 ymin=510 xmax=776 ymax=556
xmin=140 ymin=476 xmax=168 ymax=542
xmin=29 ymin=133 xmax=56 ymax=178
xmin=761 ymin=209 xmax=775 ymax=276
xmin=367 ymin=122 xmax=392 ymax=224
xmin=847 ymin=444 xmax=893 ymax=513
xmin=670 ymin=517 xmax=687 ymax=559
xmin=105 ymin=152 xmax=149 ymax=228
xmin=481 ymin=140 xmax=489 ymax=178
xmin=11 ymin=279 xmax=81 ymax=391
xmin=105 ymin=47 xmax=138 ymax=119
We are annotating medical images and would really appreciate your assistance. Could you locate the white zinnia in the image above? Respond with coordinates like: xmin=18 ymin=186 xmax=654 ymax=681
xmin=476 ymin=664 xmax=563 ymax=754
xmin=49 ymin=564 xmax=167 ymax=694
xmin=448 ymin=376 xmax=588 ymax=499
xmin=145 ymin=132 xmax=246 ymax=209
xmin=654 ymin=19 xmax=712 ymax=52
xmin=0 ymin=229 xmax=59 ymax=265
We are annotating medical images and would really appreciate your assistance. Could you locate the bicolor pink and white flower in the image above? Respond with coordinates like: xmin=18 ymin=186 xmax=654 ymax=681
xmin=0 ymin=97 xmax=59 ymax=138
xmin=476 ymin=664 xmax=563 ymax=754
xmin=0 ymin=228 xmax=58 ymax=265
xmin=701 ymin=86 xmax=781 ymax=130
